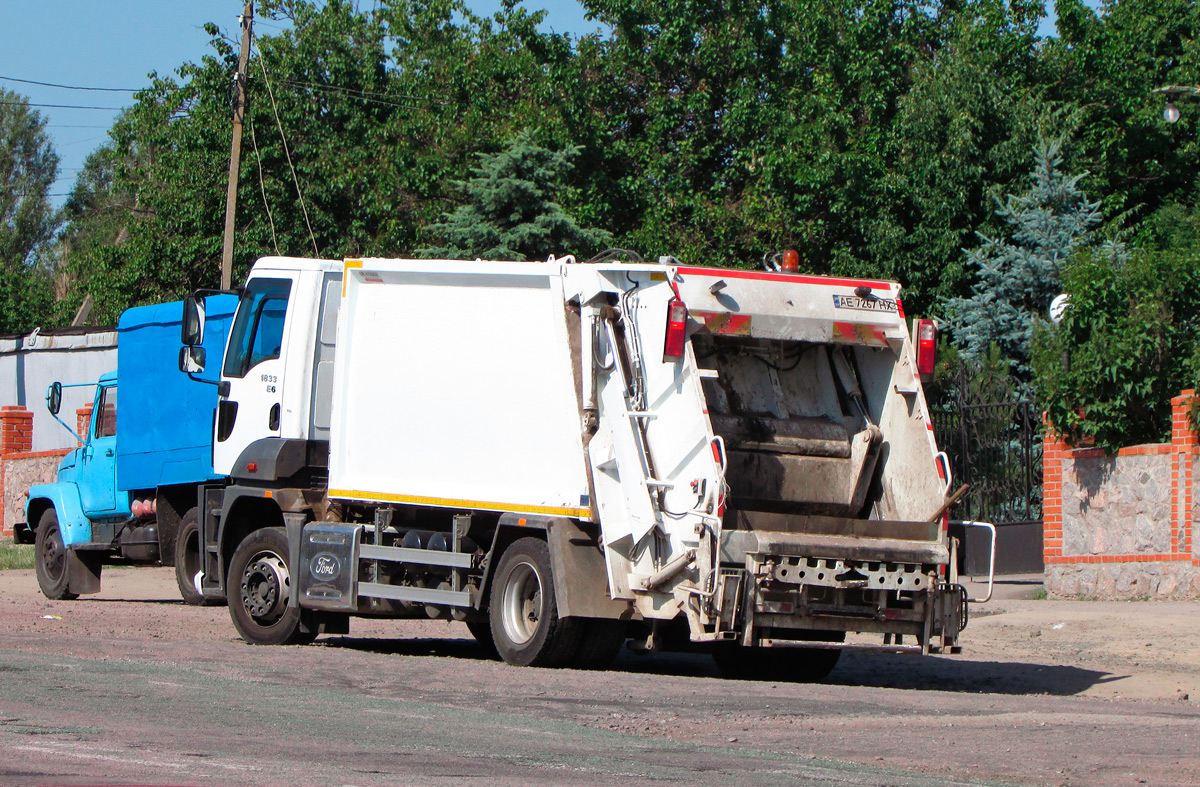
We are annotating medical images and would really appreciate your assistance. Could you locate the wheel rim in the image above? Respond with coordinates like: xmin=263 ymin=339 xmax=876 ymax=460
xmin=240 ymin=550 xmax=290 ymax=625
xmin=41 ymin=526 xmax=67 ymax=583
xmin=182 ymin=532 xmax=201 ymax=592
xmin=500 ymin=561 xmax=543 ymax=645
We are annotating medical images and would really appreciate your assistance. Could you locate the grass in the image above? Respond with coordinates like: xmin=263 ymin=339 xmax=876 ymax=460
xmin=1033 ymin=588 xmax=1048 ymax=601
xmin=0 ymin=541 xmax=36 ymax=571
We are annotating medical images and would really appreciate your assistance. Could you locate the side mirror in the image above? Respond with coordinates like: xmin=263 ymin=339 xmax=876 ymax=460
xmin=46 ymin=382 xmax=62 ymax=415
xmin=179 ymin=346 xmax=207 ymax=374
xmin=182 ymin=295 xmax=206 ymax=346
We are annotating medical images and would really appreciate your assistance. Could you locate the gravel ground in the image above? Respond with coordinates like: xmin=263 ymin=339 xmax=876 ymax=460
xmin=3 ymin=566 xmax=1200 ymax=786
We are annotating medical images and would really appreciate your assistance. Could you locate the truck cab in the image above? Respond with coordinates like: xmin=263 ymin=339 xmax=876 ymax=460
xmin=25 ymin=298 xmax=237 ymax=602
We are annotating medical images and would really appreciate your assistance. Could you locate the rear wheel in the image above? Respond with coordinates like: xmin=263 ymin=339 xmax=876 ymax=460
xmin=228 ymin=527 xmax=316 ymax=646
xmin=713 ymin=634 xmax=844 ymax=683
xmin=34 ymin=510 xmax=77 ymax=601
xmin=488 ymin=537 xmax=580 ymax=667
xmin=174 ymin=509 xmax=219 ymax=606
xmin=572 ymin=619 xmax=626 ymax=670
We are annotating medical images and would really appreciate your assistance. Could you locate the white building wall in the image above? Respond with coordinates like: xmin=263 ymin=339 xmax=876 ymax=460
xmin=0 ymin=329 xmax=118 ymax=452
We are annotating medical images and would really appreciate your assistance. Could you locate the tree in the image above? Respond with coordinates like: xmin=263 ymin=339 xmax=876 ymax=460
xmin=945 ymin=139 xmax=1105 ymax=383
xmin=0 ymin=89 xmax=58 ymax=333
xmin=419 ymin=131 xmax=612 ymax=259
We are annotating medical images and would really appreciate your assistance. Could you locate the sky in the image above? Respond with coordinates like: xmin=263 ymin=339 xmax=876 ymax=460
xmin=2 ymin=0 xmax=1071 ymax=210
xmin=0 ymin=0 xmax=598 ymax=208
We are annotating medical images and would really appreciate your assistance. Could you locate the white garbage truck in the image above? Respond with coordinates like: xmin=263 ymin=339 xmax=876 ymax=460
xmin=179 ymin=253 xmax=977 ymax=679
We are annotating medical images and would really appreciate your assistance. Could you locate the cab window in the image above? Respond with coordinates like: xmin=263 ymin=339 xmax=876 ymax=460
xmin=95 ymin=386 xmax=117 ymax=439
xmin=223 ymin=278 xmax=292 ymax=379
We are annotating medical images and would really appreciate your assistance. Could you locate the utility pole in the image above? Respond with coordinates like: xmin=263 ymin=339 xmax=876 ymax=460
xmin=220 ymin=1 xmax=254 ymax=290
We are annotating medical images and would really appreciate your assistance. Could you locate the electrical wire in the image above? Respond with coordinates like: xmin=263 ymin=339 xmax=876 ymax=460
xmin=255 ymin=52 xmax=319 ymax=256
xmin=248 ymin=116 xmax=281 ymax=256
xmin=0 ymin=75 xmax=139 ymax=92
xmin=0 ymin=101 xmax=122 ymax=110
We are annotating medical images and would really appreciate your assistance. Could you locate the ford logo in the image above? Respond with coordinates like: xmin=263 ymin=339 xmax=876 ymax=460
xmin=309 ymin=552 xmax=341 ymax=582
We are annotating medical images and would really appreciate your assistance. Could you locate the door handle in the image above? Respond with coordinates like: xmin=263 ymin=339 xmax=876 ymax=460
xmin=105 ymin=449 xmax=114 ymax=457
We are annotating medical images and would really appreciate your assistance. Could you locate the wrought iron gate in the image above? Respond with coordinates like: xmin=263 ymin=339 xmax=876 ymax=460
xmin=931 ymin=373 xmax=1044 ymax=574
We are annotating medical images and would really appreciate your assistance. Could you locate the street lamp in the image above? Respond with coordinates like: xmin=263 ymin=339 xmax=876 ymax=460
xmin=1154 ymin=85 xmax=1200 ymax=124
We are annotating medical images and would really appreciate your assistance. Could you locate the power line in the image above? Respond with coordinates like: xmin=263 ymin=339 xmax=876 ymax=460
xmin=0 ymin=75 xmax=139 ymax=92
xmin=0 ymin=101 xmax=122 ymax=111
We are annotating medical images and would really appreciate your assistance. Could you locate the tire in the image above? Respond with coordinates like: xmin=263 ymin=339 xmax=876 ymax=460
xmin=466 ymin=619 xmax=499 ymax=660
xmin=34 ymin=509 xmax=78 ymax=601
xmin=227 ymin=527 xmax=316 ymax=646
xmin=713 ymin=634 xmax=844 ymax=683
xmin=174 ymin=509 xmax=220 ymax=606
xmin=572 ymin=619 xmax=627 ymax=670
xmin=488 ymin=537 xmax=580 ymax=667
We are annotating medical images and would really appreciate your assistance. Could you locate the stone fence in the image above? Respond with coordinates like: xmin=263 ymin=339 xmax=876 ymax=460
xmin=1044 ymin=391 xmax=1200 ymax=599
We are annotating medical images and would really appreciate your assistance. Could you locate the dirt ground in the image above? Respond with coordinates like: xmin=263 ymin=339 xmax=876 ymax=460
xmin=3 ymin=567 xmax=1200 ymax=786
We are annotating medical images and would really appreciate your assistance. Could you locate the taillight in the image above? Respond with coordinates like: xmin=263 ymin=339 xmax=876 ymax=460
xmin=915 ymin=319 xmax=936 ymax=377
xmin=663 ymin=298 xmax=688 ymax=360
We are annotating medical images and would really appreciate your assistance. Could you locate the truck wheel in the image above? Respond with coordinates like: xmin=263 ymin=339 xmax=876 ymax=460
xmin=174 ymin=510 xmax=219 ymax=607
xmin=466 ymin=619 xmax=499 ymax=660
xmin=713 ymin=639 xmax=843 ymax=683
xmin=228 ymin=527 xmax=316 ymax=646
xmin=488 ymin=537 xmax=580 ymax=667
xmin=34 ymin=510 xmax=78 ymax=601
xmin=572 ymin=619 xmax=626 ymax=670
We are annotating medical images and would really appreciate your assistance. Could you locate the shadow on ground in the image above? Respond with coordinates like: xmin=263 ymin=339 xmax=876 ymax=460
xmin=319 ymin=634 xmax=1117 ymax=696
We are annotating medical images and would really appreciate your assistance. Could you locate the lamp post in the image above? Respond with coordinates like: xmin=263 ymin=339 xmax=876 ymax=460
xmin=1154 ymin=85 xmax=1200 ymax=124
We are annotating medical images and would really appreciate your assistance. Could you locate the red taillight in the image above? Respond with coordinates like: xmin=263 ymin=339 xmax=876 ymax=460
xmin=915 ymin=319 xmax=937 ymax=377
xmin=663 ymin=298 xmax=688 ymax=360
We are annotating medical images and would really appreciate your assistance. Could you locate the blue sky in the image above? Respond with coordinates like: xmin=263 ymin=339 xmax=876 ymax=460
xmin=2 ymin=0 xmax=1069 ymax=209
xmin=0 ymin=1 xmax=597 ymax=206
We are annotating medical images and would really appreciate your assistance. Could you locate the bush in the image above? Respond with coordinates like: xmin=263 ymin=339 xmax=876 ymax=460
xmin=1032 ymin=243 xmax=1200 ymax=451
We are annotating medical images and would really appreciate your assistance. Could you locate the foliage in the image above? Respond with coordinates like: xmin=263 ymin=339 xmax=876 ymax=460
xmin=420 ymin=131 xmax=612 ymax=259
xmin=0 ymin=89 xmax=58 ymax=333
xmin=25 ymin=0 xmax=1200 ymax=329
xmin=1032 ymin=217 xmax=1200 ymax=450
xmin=945 ymin=139 xmax=1105 ymax=386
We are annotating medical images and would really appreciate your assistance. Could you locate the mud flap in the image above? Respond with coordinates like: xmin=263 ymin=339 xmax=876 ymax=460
xmin=545 ymin=518 xmax=630 ymax=620
xmin=67 ymin=550 xmax=103 ymax=595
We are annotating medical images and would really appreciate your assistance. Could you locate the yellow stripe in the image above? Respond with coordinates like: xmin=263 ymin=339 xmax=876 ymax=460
xmin=342 ymin=259 xmax=363 ymax=296
xmin=329 ymin=489 xmax=591 ymax=519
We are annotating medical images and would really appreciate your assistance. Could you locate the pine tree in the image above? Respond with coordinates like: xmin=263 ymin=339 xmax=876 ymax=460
xmin=419 ymin=131 xmax=611 ymax=261
xmin=946 ymin=139 xmax=1106 ymax=383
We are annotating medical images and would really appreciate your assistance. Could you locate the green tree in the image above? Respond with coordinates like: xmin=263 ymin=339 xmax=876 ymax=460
xmin=0 ymin=89 xmax=58 ymax=333
xmin=945 ymin=139 xmax=1105 ymax=383
xmin=1032 ymin=220 xmax=1200 ymax=450
xmin=420 ymin=131 xmax=612 ymax=259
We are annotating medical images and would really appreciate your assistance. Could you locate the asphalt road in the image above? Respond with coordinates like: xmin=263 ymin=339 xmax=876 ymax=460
xmin=2 ymin=568 xmax=1199 ymax=786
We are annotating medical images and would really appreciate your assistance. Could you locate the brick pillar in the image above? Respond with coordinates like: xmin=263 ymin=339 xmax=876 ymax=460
xmin=1171 ymin=390 xmax=1197 ymax=558
xmin=76 ymin=404 xmax=93 ymax=443
xmin=0 ymin=406 xmax=33 ymax=455
xmin=1042 ymin=417 xmax=1067 ymax=562
xmin=0 ymin=405 xmax=34 ymax=538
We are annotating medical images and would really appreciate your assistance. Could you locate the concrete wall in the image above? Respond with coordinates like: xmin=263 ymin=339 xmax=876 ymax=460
xmin=0 ymin=328 xmax=117 ymax=452
xmin=1044 ymin=391 xmax=1200 ymax=599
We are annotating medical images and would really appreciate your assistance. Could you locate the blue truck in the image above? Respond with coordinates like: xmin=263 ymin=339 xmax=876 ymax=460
xmin=22 ymin=296 xmax=237 ymax=603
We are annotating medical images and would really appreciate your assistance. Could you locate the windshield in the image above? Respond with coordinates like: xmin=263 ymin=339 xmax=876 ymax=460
xmin=222 ymin=277 xmax=292 ymax=379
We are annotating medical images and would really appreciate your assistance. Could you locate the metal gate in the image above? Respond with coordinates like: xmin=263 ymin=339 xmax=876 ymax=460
xmin=931 ymin=373 xmax=1044 ymax=575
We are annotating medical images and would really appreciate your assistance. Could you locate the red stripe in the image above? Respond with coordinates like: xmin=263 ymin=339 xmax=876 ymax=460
xmin=724 ymin=314 xmax=751 ymax=334
xmin=675 ymin=265 xmax=894 ymax=290
xmin=895 ymin=297 xmax=905 ymax=320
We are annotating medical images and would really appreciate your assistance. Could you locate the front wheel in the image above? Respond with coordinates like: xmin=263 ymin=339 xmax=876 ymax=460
xmin=174 ymin=509 xmax=220 ymax=606
xmin=488 ymin=537 xmax=580 ymax=667
xmin=228 ymin=527 xmax=316 ymax=646
xmin=34 ymin=509 xmax=77 ymax=601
